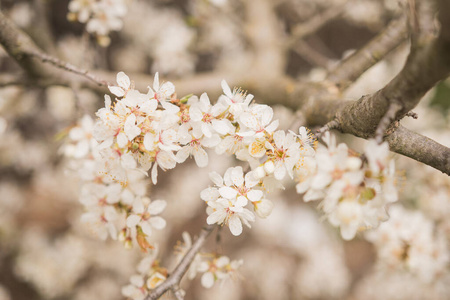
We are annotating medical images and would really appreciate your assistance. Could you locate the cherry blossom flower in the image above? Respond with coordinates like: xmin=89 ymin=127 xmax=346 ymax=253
xmin=126 ymin=198 xmax=167 ymax=239
xmin=148 ymin=72 xmax=179 ymax=113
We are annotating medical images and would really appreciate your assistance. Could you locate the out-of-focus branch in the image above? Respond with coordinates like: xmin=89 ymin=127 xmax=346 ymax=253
xmin=0 ymin=11 xmax=108 ymax=88
xmin=145 ymin=225 xmax=215 ymax=300
xmin=327 ymin=14 xmax=408 ymax=90
xmin=289 ymin=2 xmax=347 ymax=42
xmin=293 ymin=39 xmax=331 ymax=68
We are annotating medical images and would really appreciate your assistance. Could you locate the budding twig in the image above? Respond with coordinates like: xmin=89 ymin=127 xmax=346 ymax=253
xmin=405 ymin=111 xmax=418 ymax=119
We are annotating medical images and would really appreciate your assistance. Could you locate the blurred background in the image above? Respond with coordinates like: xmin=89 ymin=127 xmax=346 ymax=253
xmin=0 ymin=0 xmax=449 ymax=299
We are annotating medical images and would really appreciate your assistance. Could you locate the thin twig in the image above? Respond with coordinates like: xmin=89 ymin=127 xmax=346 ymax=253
xmin=28 ymin=50 xmax=110 ymax=87
xmin=146 ymin=225 xmax=215 ymax=300
xmin=375 ymin=101 xmax=403 ymax=143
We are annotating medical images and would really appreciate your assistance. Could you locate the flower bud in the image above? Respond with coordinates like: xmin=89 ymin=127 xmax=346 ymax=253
xmin=346 ymin=157 xmax=362 ymax=171
xmin=254 ymin=166 xmax=266 ymax=179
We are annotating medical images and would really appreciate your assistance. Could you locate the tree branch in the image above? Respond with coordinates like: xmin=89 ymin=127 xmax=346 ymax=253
xmin=293 ymin=1 xmax=450 ymax=175
xmin=145 ymin=225 xmax=215 ymax=300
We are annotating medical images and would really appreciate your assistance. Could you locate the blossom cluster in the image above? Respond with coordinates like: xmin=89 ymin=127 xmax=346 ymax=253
xmin=67 ymin=0 xmax=128 ymax=46
xmin=63 ymin=71 xmax=400 ymax=298
xmin=63 ymin=114 xmax=167 ymax=253
xmin=296 ymin=133 xmax=398 ymax=240
xmin=366 ymin=205 xmax=449 ymax=283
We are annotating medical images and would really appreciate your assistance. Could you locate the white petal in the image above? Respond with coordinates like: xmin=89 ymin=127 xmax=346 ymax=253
xmin=194 ymin=148 xmax=209 ymax=167
xmin=247 ymin=189 xmax=263 ymax=202
xmin=221 ymin=80 xmax=233 ymax=98
xmin=211 ymin=119 xmax=230 ymax=135
xmin=124 ymin=114 xmax=141 ymax=141
xmin=148 ymin=200 xmax=167 ymax=215
xmin=200 ymin=187 xmax=220 ymax=202
xmin=207 ymin=210 xmax=227 ymax=225
xmin=219 ymin=186 xmax=238 ymax=199
xmin=201 ymin=272 xmax=215 ymax=289
xmin=126 ymin=214 xmax=141 ymax=228
xmin=230 ymin=167 xmax=244 ymax=187
xmin=121 ymin=153 xmax=137 ymax=169
xmin=153 ymin=72 xmax=160 ymax=91
xmin=117 ymin=132 xmax=128 ymax=148
xmin=209 ymin=172 xmax=223 ymax=187
xmin=228 ymin=215 xmax=243 ymax=236
xmin=151 ymin=163 xmax=158 ymax=184
xmin=235 ymin=196 xmax=248 ymax=208
xmin=273 ymin=163 xmax=286 ymax=180
xmin=144 ymin=132 xmax=156 ymax=151
xmin=189 ymin=106 xmax=203 ymax=122
xmin=108 ymin=86 xmax=125 ymax=97
xmin=141 ymin=221 xmax=153 ymax=236
xmin=273 ymin=130 xmax=285 ymax=149
xmin=150 ymin=216 xmax=166 ymax=229
xmin=176 ymin=146 xmax=191 ymax=163
xmin=116 ymin=71 xmax=131 ymax=90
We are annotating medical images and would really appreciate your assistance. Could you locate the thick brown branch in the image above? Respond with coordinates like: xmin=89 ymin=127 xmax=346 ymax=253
xmin=146 ymin=225 xmax=215 ymax=300
xmin=386 ymin=125 xmax=450 ymax=173
xmin=327 ymin=15 xmax=408 ymax=90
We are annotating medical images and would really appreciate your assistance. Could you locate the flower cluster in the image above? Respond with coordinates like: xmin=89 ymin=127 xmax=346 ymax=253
xmin=67 ymin=0 xmax=128 ymax=46
xmin=63 ymin=113 xmax=167 ymax=252
xmin=296 ymin=133 xmax=398 ymax=240
xmin=365 ymin=205 xmax=449 ymax=283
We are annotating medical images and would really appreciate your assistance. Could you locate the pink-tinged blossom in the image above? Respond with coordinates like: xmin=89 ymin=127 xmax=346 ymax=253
xmin=266 ymin=130 xmax=301 ymax=181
